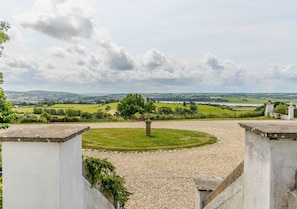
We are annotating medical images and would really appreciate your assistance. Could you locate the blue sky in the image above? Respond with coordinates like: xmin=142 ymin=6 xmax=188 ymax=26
xmin=1 ymin=0 xmax=297 ymax=93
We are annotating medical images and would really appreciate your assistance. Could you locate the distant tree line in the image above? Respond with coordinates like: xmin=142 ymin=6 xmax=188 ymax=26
xmin=12 ymin=93 xmax=268 ymax=124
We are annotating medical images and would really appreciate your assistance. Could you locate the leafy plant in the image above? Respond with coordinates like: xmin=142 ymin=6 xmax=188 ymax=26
xmin=84 ymin=157 xmax=132 ymax=207
xmin=274 ymin=104 xmax=288 ymax=114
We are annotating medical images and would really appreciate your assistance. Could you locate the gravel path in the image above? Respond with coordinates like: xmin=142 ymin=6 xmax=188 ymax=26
xmin=83 ymin=120 xmax=248 ymax=209
xmin=7 ymin=120 xmax=290 ymax=208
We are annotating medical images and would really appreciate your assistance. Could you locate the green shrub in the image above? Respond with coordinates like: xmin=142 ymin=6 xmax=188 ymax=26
xmin=274 ymin=104 xmax=288 ymax=114
xmin=84 ymin=157 xmax=132 ymax=207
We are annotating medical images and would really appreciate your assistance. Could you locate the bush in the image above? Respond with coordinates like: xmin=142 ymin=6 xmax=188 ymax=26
xmin=19 ymin=112 xmax=40 ymax=123
xmin=274 ymin=104 xmax=288 ymax=114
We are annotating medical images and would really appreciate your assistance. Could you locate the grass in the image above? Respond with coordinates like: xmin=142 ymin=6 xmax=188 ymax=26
xmin=13 ymin=102 xmax=261 ymax=120
xmin=82 ymin=128 xmax=217 ymax=152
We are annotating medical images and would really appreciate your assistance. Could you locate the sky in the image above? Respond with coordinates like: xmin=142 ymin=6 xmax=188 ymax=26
xmin=1 ymin=0 xmax=297 ymax=94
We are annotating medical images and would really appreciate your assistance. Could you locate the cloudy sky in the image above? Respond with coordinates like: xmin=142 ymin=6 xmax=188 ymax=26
xmin=1 ymin=0 xmax=297 ymax=93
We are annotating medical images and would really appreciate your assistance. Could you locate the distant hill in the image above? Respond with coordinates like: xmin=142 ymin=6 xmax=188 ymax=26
xmin=6 ymin=90 xmax=84 ymax=103
xmin=5 ymin=90 xmax=297 ymax=104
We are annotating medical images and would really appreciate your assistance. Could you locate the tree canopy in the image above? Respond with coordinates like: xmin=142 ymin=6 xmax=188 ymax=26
xmin=0 ymin=21 xmax=13 ymax=129
xmin=117 ymin=93 xmax=156 ymax=119
xmin=0 ymin=21 xmax=10 ymax=57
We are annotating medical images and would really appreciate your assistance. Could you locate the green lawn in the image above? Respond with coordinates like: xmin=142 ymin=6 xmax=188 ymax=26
xmin=82 ymin=128 xmax=217 ymax=152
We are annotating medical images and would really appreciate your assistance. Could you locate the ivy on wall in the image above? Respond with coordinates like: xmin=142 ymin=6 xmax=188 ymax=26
xmin=84 ymin=157 xmax=132 ymax=207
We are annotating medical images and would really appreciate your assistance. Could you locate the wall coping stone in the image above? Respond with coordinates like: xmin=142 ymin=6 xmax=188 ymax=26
xmin=0 ymin=125 xmax=90 ymax=142
xmin=194 ymin=178 xmax=223 ymax=192
xmin=239 ymin=122 xmax=297 ymax=140
xmin=202 ymin=161 xmax=244 ymax=208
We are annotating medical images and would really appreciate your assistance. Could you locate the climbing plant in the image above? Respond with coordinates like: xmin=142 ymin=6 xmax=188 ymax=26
xmin=84 ymin=157 xmax=132 ymax=207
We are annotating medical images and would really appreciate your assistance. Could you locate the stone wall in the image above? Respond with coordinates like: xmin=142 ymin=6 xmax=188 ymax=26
xmin=195 ymin=122 xmax=297 ymax=209
xmin=204 ymin=176 xmax=243 ymax=209
xmin=83 ymin=178 xmax=116 ymax=209
xmin=0 ymin=125 xmax=115 ymax=209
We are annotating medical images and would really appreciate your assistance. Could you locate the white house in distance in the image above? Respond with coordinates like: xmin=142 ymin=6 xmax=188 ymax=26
xmin=0 ymin=125 xmax=116 ymax=209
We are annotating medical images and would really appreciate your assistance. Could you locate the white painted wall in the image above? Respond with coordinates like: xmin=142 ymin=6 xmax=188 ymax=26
xmin=270 ymin=139 xmax=297 ymax=208
xmin=265 ymin=102 xmax=274 ymax=117
xmin=3 ymin=141 xmax=61 ymax=209
xmin=2 ymin=130 xmax=116 ymax=209
xmin=203 ymin=176 xmax=243 ymax=209
xmin=60 ymin=135 xmax=85 ymax=209
xmin=288 ymin=103 xmax=294 ymax=120
xmin=288 ymin=191 xmax=297 ymax=209
xmin=196 ymin=123 xmax=297 ymax=209
xmin=244 ymin=130 xmax=297 ymax=209
xmin=83 ymin=178 xmax=116 ymax=209
xmin=196 ymin=190 xmax=211 ymax=209
xmin=243 ymin=131 xmax=271 ymax=209
xmin=3 ymin=135 xmax=85 ymax=209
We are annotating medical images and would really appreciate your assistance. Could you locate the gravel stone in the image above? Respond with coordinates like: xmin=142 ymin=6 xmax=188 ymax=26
xmin=83 ymin=120 xmax=247 ymax=209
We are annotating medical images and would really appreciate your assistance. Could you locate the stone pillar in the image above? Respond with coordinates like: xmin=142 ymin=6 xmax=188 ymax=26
xmin=265 ymin=100 xmax=274 ymax=117
xmin=193 ymin=178 xmax=222 ymax=209
xmin=0 ymin=125 xmax=89 ymax=209
xmin=288 ymin=102 xmax=294 ymax=120
xmin=239 ymin=122 xmax=297 ymax=209
xmin=145 ymin=119 xmax=152 ymax=136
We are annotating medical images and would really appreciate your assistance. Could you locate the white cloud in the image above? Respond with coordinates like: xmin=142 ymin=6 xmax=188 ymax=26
xmin=16 ymin=0 xmax=95 ymax=42
xmin=204 ymin=53 xmax=224 ymax=70
xmin=100 ymin=41 xmax=135 ymax=71
xmin=139 ymin=49 xmax=170 ymax=71
xmin=2 ymin=0 xmax=297 ymax=93
xmin=279 ymin=64 xmax=297 ymax=80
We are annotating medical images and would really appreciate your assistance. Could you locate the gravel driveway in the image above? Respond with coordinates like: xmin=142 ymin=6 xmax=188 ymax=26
xmin=83 ymin=120 xmax=247 ymax=209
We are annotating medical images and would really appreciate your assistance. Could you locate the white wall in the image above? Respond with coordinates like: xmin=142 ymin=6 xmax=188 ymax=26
xmin=2 ymin=135 xmax=86 ymax=209
xmin=3 ymin=142 xmax=61 ymax=209
xmin=244 ymin=130 xmax=297 ymax=209
xmin=270 ymin=139 xmax=297 ymax=208
xmin=203 ymin=176 xmax=243 ymax=209
xmin=60 ymin=135 xmax=85 ymax=209
xmin=83 ymin=178 xmax=116 ymax=209
xmin=243 ymin=131 xmax=271 ymax=209
xmin=288 ymin=191 xmax=297 ymax=209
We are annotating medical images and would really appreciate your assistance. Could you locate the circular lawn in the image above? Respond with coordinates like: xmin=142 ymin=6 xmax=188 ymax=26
xmin=82 ymin=128 xmax=217 ymax=152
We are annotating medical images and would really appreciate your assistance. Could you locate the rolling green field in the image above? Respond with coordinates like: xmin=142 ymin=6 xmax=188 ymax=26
xmin=13 ymin=102 xmax=260 ymax=117
xmin=14 ymin=103 xmax=118 ymax=114
xmin=14 ymin=102 xmax=256 ymax=115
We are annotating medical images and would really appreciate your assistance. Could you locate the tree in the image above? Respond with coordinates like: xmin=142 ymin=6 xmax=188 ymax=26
xmin=157 ymin=106 xmax=174 ymax=115
xmin=0 ymin=21 xmax=10 ymax=57
xmin=117 ymin=94 xmax=147 ymax=119
xmin=144 ymin=101 xmax=156 ymax=114
xmin=190 ymin=104 xmax=198 ymax=114
xmin=65 ymin=108 xmax=77 ymax=117
xmin=33 ymin=106 xmax=43 ymax=114
xmin=0 ymin=21 xmax=13 ymax=129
